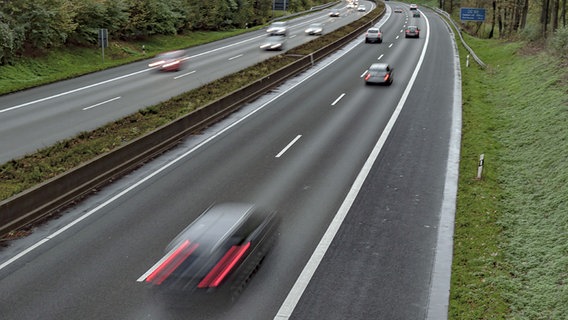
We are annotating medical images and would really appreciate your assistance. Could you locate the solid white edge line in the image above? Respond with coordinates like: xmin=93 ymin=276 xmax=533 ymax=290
xmin=275 ymin=135 xmax=302 ymax=158
xmin=331 ymin=93 xmax=346 ymax=106
xmin=137 ymin=243 xmax=182 ymax=282
xmin=274 ymin=12 xmax=432 ymax=320
xmin=82 ymin=96 xmax=121 ymax=111
xmin=0 ymin=239 xmax=49 ymax=271
xmin=425 ymin=13 xmax=461 ymax=320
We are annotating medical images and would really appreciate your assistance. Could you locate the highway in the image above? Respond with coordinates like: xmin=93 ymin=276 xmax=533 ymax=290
xmin=0 ymin=1 xmax=376 ymax=165
xmin=0 ymin=2 xmax=460 ymax=320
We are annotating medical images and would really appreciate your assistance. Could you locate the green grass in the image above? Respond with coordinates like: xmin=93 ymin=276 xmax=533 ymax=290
xmin=450 ymin=37 xmax=568 ymax=319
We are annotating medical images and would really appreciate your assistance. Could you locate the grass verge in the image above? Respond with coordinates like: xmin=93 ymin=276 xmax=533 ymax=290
xmin=450 ymin=35 xmax=568 ymax=319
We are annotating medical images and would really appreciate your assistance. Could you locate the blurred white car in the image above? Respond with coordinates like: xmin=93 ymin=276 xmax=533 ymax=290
xmin=267 ymin=21 xmax=288 ymax=36
xmin=260 ymin=35 xmax=287 ymax=50
xmin=357 ymin=5 xmax=366 ymax=11
xmin=305 ymin=23 xmax=324 ymax=35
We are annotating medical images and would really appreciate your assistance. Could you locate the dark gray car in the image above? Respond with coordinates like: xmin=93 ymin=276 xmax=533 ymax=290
xmin=141 ymin=203 xmax=280 ymax=301
xmin=364 ymin=63 xmax=394 ymax=85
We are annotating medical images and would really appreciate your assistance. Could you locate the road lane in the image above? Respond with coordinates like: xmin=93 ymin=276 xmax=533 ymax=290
xmin=0 ymin=4 xmax=459 ymax=320
xmin=0 ymin=1 xmax=376 ymax=164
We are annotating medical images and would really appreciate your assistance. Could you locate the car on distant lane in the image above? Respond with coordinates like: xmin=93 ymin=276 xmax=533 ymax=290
xmin=148 ymin=50 xmax=188 ymax=71
xmin=305 ymin=23 xmax=324 ymax=35
xmin=267 ymin=21 xmax=288 ymax=36
xmin=405 ymin=25 xmax=420 ymax=38
xmin=365 ymin=27 xmax=383 ymax=43
xmin=394 ymin=6 xmax=403 ymax=13
xmin=357 ymin=5 xmax=366 ymax=11
xmin=329 ymin=8 xmax=340 ymax=17
xmin=260 ymin=35 xmax=287 ymax=50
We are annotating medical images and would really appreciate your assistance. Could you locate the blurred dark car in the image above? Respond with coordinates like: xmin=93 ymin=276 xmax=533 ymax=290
xmin=141 ymin=203 xmax=279 ymax=300
xmin=394 ymin=6 xmax=403 ymax=13
xmin=305 ymin=23 xmax=324 ymax=35
xmin=148 ymin=50 xmax=187 ymax=71
xmin=364 ymin=63 xmax=394 ymax=85
xmin=260 ymin=35 xmax=287 ymax=51
xmin=413 ymin=11 xmax=421 ymax=18
xmin=405 ymin=25 xmax=420 ymax=38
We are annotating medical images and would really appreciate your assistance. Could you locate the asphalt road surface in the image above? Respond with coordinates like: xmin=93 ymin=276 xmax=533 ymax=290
xmin=0 ymin=3 xmax=460 ymax=320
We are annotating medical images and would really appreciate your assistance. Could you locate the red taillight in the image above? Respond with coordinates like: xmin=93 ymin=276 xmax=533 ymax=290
xmin=198 ymin=242 xmax=251 ymax=288
xmin=365 ymin=73 xmax=371 ymax=80
xmin=384 ymin=74 xmax=390 ymax=81
xmin=146 ymin=240 xmax=199 ymax=285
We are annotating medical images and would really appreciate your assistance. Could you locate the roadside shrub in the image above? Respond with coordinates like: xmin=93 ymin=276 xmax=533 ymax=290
xmin=519 ymin=23 xmax=542 ymax=43
xmin=548 ymin=26 xmax=568 ymax=61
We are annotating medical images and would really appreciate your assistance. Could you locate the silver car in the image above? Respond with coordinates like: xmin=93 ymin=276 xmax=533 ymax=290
xmin=267 ymin=21 xmax=288 ymax=36
xmin=260 ymin=35 xmax=287 ymax=50
xmin=305 ymin=23 xmax=324 ymax=35
xmin=365 ymin=28 xmax=383 ymax=43
xmin=364 ymin=63 xmax=394 ymax=85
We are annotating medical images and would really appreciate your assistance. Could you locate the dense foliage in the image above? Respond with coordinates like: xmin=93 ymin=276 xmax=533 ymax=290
xmin=440 ymin=0 xmax=567 ymax=39
xmin=0 ymin=0 xmax=333 ymax=64
xmin=437 ymin=0 xmax=567 ymax=60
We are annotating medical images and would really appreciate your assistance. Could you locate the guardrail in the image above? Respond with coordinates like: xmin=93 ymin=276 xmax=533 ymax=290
xmin=0 ymin=5 xmax=385 ymax=237
xmin=433 ymin=7 xmax=487 ymax=69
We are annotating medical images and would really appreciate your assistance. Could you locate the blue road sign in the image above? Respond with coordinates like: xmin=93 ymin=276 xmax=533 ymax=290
xmin=460 ymin=8 xmax=486 ymax=21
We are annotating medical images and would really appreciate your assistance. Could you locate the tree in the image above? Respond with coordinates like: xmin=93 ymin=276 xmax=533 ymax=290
xmin=16 ymin=0 xmax=78 ymax=52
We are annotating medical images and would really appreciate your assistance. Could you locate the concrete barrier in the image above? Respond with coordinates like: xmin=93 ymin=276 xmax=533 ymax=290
xmin=0 ymin=6 xmax=384 ymax=237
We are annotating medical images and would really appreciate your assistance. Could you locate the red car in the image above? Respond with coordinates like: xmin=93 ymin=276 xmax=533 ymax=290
xmin=148 ymin=50 xmax=188 ymax=71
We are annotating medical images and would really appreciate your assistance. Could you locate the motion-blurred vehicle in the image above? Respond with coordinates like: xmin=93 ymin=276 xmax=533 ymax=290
xmin=305 ymin=23 xmax=324 ymax=35
xmin=329 ymin=8 xmax=340 ymax=17
xmin=405 ymin=25 xmax=420 ymax=38
xmin=413 ymin=11 xmax=421 ymax=17
xmin=394 ymin=7 xmax=403 ymax=13
xmin=357 ymin=4 xmax=366 ymax=11
xmin=260 ymin=35 xmax=287 ymax=50
xmin=365 ymin=27 xmax=383 ymax=43
xmin=364 ymin=63 xmax=394 ymax=85
xmin=141 ymin=203 xmax=280 ymax=300
xmin=266 ymin=21 xmax=288 ymax=36
xmin=410 ymin=3 xmax=418 ymax=10
xmin=148 ymin=50 xmax=188 ymax=71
